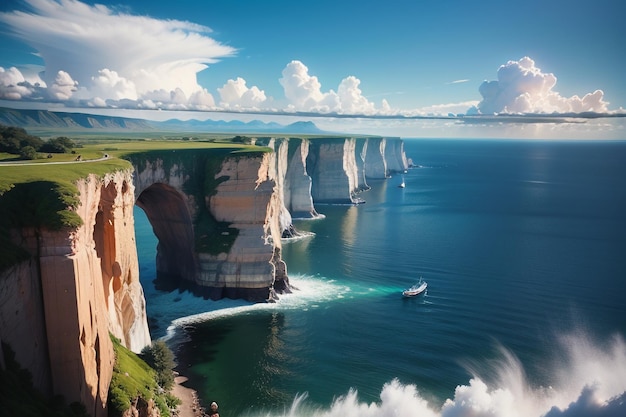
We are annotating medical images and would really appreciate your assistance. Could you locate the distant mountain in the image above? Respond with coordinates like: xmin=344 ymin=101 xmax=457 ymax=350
xmin=284 ymin=121 xmax=323 ymax=134
xmin=0 ymin=107 xmax=153 ymax=130
xmin=157 ymin=117 xmax=286 ymax=132
xmin=154 ymin=117 xmax=323 ymax=134
xmin=0 ymin=107 xmax=325 ymax=135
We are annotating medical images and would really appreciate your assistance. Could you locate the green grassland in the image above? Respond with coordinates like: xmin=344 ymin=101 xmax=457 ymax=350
xmin=0 ymin=139 xmax=269 ymax=192
xmin=0 ymin=138 xmax=272 ymax=271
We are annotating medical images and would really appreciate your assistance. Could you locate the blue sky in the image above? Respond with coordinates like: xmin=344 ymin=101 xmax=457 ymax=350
xmin=0 ymin=0 xmax=625 ymax=137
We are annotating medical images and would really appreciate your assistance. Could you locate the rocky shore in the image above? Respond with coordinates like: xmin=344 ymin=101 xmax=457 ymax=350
xmin=172 ymin=375 xmax=207 ymax=417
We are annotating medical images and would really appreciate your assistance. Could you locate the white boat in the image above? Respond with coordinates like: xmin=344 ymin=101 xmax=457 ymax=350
xmin=402 ymin=279 xmax=427 ymax=297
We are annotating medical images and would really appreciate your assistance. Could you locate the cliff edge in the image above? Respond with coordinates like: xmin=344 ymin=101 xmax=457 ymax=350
xmin=0 ymin=169 xmax=151 ymax=417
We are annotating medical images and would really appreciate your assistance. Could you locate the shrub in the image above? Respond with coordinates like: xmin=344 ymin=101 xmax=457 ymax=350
xmin=19 ymin=145 xmax=38 ymax=160
xmin=40 ymin=137 xmax=74 ymax=154
xmin=140 ymin=340 xmax=176 ymax=390
xmin=110 ymin=335 xmax=178 ymax=417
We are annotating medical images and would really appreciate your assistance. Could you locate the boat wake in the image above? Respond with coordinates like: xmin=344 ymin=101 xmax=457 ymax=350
xmin=240 ymin=331 xmax=626 ymax=417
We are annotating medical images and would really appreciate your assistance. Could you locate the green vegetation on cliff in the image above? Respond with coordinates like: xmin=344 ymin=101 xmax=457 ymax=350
xmin=140 ymin=340 xmax=176 ymax=390
xmin=0 ymin=138 xmax=271 ymax=270
xmin=109 ymin=336 xmax=180 ymax=417
xmin=0 ymin=158 xmax=131 ymax=272
xmin=125 ymin=144 xmax=268 ymax=255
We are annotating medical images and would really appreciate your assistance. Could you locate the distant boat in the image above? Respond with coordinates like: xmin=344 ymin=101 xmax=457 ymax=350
xmin=402 ymin=279 xmax=427 ymax=297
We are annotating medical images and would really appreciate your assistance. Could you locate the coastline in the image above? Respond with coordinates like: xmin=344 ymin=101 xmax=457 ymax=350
xmin=172 ymin=375 xmax=206 ymax=417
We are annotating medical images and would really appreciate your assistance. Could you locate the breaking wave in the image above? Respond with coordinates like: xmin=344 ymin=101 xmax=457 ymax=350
xmin=161 ymin=274 xmax=626 ymax=417
xmin=241 ymin=332 xmax=626 ymax=417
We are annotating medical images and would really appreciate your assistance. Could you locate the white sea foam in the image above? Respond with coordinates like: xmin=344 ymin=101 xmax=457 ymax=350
xmin=164 ymin=274 xmax=351 ymax=340
xmin=241 ymin=332 xmax=626 ymax=417
xmin=282 ymin=231 xmax=316 ymax=243
xmin=162 ymin=276 xmax=626 ymax=417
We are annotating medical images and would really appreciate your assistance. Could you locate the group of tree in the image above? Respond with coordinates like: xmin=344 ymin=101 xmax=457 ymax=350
xmin=140 ymin=340 xmax=176 ymax=390
xmin=0 ymin=124 xmax=78 ymax=160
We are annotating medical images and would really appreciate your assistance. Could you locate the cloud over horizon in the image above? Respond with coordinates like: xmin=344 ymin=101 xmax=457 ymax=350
xmin=473 ymin=57 xmax=609 ymax=115
xmin=0 ymin=1 xmax=621 ymax=118
xmin=279 ymin=60 xmax=379 ymax=115
xmin=0 ymin=0 xmax=235 ymax=108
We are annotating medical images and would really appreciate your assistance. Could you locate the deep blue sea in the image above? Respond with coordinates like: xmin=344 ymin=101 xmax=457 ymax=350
xmin=135 ymin=139 xmax=626 ymax=417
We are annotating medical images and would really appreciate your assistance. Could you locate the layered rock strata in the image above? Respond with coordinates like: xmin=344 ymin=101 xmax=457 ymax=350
xmin=199 ymin=153 xmax=288 ymax=300
xmin=132 ymin=150 xmax=288 ymax=302
xmin=0 ymin=136 xmax=409 ymax=417
xmin=307 ymin=138 xmax=360 ymax=204
xmin=263 ymin=136 xmax=407 ymax=205
xmin=0 ymin=170 xmax=151 ymax=417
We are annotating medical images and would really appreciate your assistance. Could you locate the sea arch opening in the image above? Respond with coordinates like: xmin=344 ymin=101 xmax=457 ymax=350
xmin=135 ymin=183 xmax=196 ymax=290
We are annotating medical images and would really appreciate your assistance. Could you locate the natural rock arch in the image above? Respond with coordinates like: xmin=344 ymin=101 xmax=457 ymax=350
xmin=135 ymin=183 xmax=196 ymax=288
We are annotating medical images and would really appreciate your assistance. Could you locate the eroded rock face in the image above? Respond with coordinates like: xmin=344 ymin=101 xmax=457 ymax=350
xmin=384 ymin=137 xmax=409 ymax=173
xmin=307 ymin=138 xmax=360 ymax=204
xmin=132 ymin=151 xmax=289 ymax=301
xmin=283 ymin=139 xmax=320 ymax=219
xmin=0 ymin=259 xmax=51 ymax=396
xmin=200 ymin=154 xmax=285 ymax=301
xmin=0 ymin=169 xmax=151 ymax=417
xmin=87 ymin=172 xmax=151 ymax=352
xmin=263 ymin=136 xmax=407 ymax=209
xmin=363 ymin=137 xmax=388 ymax=179
xmin=130 ymin=138 xmax=407 ymax=301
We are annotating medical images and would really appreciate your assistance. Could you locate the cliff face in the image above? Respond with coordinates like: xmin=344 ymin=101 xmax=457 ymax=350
xmin=275 ymin=138 xmax=320 ymax=220
xmin=307 ymin=138 xmax=361 ymax=204
xmin=132 ymin=150 xmax=287 ymax=302
xmin=87 ymin=172 xmax=151 ymax=352
xmin=265 ymin=136 xmax=407 ymax=206
xmin=0 ymin=259 xmax=51 ymax=395
xmin=384 ymin=137 xmax=409 ymax=173
xmin=200 ymin=153 xmax=285 ymax=300
xmin=0 ymin=136 xmax=409 ymax=417
xmin=0 ymin=170 xmax=151 ymax=417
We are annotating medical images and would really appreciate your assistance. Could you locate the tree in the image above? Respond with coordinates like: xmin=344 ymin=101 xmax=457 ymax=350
xmin=39 ymin=136 xmax=75 ymax=154
xmin=0 ymin=124 xmax=43 ymax=154
xmin=140 ymin=341 xmax=175 ymax=390
xmin=19 ymin=145 xmax=38 ymax=160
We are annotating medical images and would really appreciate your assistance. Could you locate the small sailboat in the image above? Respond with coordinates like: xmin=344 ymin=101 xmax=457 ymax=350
xmin=402 ymin=278 xmax=427 ymax=297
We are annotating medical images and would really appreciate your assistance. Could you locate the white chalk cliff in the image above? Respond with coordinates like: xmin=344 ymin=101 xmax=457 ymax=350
xmin=0 ymin=135 xmax=408 ymax=416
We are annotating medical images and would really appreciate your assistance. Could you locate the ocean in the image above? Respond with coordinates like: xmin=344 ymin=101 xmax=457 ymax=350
xmin=135 ymin=138 xmax=626 ymax=417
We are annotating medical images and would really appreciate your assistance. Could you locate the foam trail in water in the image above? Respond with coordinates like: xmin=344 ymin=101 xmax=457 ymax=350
xmin=163 ymin=274 xmax=351 ymax=341
xmin=243 ymin=332 xmax=626 ymax=417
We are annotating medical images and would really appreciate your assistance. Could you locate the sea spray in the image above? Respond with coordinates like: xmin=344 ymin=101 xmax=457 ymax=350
xmin=150 ymin=268 xmax=626 ymax=417
xmin=239 ymin=332 xmax=626 ymax=417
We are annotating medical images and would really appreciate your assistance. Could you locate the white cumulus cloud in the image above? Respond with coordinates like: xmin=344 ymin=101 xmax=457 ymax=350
xmin=475 ymin=57 xmax=609 ymax=114
xmin=0 ymin=0 xmax=235 ymax=109
xmin=89 ymin=69 xmax=137 ymax=101
xmin=48 ymin=70 xmax=77 ymax=100
xmin=337 ymin=76 xmax=376 ymax=114
xmin=279 ymin=60 xmax=378 ymax=114
xmin=218 ymin=77 xmax=267 ymax=109
xmin=0 ymin=67 xmax=35 ymax=100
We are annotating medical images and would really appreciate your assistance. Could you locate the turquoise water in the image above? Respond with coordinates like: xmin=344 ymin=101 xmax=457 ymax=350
xmin=135 ymin=139 xmax=626 ymax=417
